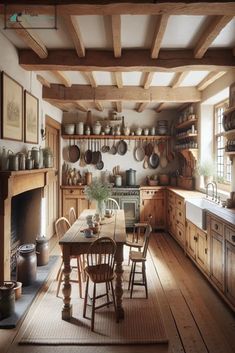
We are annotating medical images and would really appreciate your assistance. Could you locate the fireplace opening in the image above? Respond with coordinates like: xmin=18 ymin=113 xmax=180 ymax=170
xmin=10 ymin=189 xmax=42 ymax=272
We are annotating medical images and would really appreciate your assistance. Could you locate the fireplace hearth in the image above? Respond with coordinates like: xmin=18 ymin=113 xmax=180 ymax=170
xmin=0 ymin=169 xmax=54 ymax=284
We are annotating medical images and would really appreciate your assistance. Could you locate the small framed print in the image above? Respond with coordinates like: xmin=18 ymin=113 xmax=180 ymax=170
xmin=229 ymin=82 xmax=235 ymax=108
xmin=1 ymin=72 xmax=23 ymax=141
xmin=24 ymin=90 xmax=39 ymax=144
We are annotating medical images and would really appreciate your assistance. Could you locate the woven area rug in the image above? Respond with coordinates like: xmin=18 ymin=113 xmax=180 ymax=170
xmin=19 ymin=258 xmax=168 ymax=345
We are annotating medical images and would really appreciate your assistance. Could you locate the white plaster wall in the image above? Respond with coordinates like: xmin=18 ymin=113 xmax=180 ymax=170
xmin=0 ymin=32 xmax=62 ymax=157
xmin=62 ymin=109 xmax=179 ymax=185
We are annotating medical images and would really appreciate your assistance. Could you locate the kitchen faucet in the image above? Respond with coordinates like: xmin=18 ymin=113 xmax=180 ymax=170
xmin=206 ymin=181 xmax=218 ymax=202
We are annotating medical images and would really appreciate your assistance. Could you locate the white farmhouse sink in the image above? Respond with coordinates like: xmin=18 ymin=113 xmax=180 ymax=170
xmin=185 ymin=198 xmax=221 ymax=230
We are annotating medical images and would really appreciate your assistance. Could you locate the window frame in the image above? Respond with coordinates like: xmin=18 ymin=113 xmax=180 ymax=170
xmin=213 ymin=99 xmax=230 ymax=192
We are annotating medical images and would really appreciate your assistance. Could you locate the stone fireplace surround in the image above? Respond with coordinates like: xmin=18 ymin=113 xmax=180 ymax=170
xmin=0 ymin=169 xmax=54 ymax=284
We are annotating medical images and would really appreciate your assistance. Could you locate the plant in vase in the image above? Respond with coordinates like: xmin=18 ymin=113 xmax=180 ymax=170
xmin=84 ymin=179 xmax=111 ymax=219
xmin=195 ymin=159 xmax=216 ymax=187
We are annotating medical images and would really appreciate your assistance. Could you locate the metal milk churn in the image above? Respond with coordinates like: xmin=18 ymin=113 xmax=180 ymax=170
xmin=0 ymin=281 xmax=15 ymax=319
xmin=17 ymin=244 xmax=37 ymax=286
xmin=36 ymin=236 xmax=49 ymax=266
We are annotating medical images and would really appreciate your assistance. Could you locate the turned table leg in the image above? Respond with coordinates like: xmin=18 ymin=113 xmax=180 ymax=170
xmin=115 ymin=244 xmax=124 ymax=320
xmin=61 ymin=246 xmax=72 ymax=320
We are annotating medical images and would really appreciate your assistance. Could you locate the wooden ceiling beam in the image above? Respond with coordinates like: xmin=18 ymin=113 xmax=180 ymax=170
xmin=137 ymin=102 xmax=149 ymax=112
xmin=63 ymin=15 xmax=85 ymax=57
xmin=143 ymin=72 xmax=154 ymax=89
xmin=194 ymin=15 xmax=233 ymax=59
xmin=2 ymin=3 xmax=235 ymax=16
xmin=151 ymin=15 xmax=169 ymax=59
xmin=197 ymin=71 xmax=226 ymax=91
xmin=82 ymin=71 xmax=97 ymax=88
xmin=43 ymin=85 xmax=201 ymax=103
xmin=115 ymin=101 xmax=122 ymax=113
xmin=95 ymin=102 xmax=104 ymax=111
xmin=51 ymin=71 xmax=71 ymax=87
xmin=36 ymin=74 xmax=51 ymax=88
xmin=113 ymin=72 xmax=123 ymax=88
xmin=9 ymin=16 xmax=48 ymax=59
xmin=155 ymin=103 xmax=165 ymax=113
xmin=171 ymin=72 xmax=189 ymax=88
xmin=19 ymin=49 xmax=235 ymax=72
xmin=111 ymin=15 xmax=121 ymax=58
xmin=74 ymin=102 xmax=88 ymax=112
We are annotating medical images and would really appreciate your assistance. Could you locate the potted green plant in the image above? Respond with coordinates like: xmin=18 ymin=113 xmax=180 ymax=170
xmin=85 ymin=179 xmax=111 ymax=219
xmin=196 ymin=159 xmax=216 ymax=186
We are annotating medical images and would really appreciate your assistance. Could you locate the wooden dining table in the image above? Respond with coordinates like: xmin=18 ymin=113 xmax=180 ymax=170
xmin=59 ymin=209 xmax=127 ymax=321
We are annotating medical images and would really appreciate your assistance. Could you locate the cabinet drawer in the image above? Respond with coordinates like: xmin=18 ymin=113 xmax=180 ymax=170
xmin=211 ymin=218 xmax=223 ymax=235
xmin=225 ymin=226 xmax=235 ymax=244
xmin=175 ymin=224 xmax=185 ymax=244
xmin=175 ymin=208 xmax=185 ymax=225
xmin=175 ymin=196 xmax=184 ymax=211
xmin=63 ymin=189 xmax=82 ymax=196
xmin=168 ymin=192 xmax=175 ymax=205
xmin=141 ymin=190 xmax=164 ymax=199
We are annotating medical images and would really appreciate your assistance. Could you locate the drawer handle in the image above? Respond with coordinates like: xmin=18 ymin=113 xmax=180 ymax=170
xmin=179 ymin=231 xmax=181 ymax=236
xmin=70 ymin=190 xmax=74 ymax=194
xmin=194 ymin=236 xmax=198 ymax=242
xmin=215 ymin=224 xmax=219 ymax=230
xmin=232 ymin=235 xmax=235 ymax=242
xmin=179 ymin=212 xmax=182 ymax=216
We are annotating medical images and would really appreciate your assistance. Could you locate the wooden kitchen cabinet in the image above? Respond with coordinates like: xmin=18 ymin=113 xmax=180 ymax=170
xmin=167 ymin=191 xmax=186 ymax=248
xmin=207 ymin=214 xmax=224 ymax=291
xmin=186 ymin=220 xmax=209 ymax=274
xmin=61 ymin=187 xmax=94 ymax=220
xmin=186 ymin=220 xmax=197 ymax=258
xmin=224 ymin=225 xmax=235 ymax=306
xmin=140 ymin=188 xmax=166 ymax=229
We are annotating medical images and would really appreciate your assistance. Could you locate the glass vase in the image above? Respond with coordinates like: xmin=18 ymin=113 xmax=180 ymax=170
xmin=96 ymin=199 xmax=105 ymax=220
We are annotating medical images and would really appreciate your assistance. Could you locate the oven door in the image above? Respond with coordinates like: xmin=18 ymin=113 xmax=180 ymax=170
xmin=119 ymin=197 xmax=140 ymax=228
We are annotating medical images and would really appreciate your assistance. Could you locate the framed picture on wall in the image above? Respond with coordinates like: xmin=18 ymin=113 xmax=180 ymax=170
xmin=229 ymin=82 xmax=235 ymax=108
xmin=1 ymin=72 xmax=23 ymax=141
xmin=24 ymin=90 xmax=39 ymax=144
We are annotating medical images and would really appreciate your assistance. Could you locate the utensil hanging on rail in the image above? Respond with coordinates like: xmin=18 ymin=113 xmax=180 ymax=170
xmin=68 ymin=139 xmax=80 ymax=163
xmin=84 ymin=139 xmax=92 ymax=164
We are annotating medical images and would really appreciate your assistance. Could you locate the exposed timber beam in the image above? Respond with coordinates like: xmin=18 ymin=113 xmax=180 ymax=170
xmin=51 ymin=71 xmax=71 ymax=87
xmin=194 ymin=16 xmax=233 ymax=59
xmin=43 ymin=85 xmax=201 ymax=103
xmin=155 ymin=103 xmax=165 ymax=113
xmin=36 ymin=74 xmax=50 ymax=88
xmin=197 ymin=71 xmax=226 ymax=91
xmin=111 ymin=15 xmax=121 ymax=58
xmin=95 ymin=102 xmax=104 ymax=111
xmin=9 ymin=15 xmax=48 ymax=58
xmin=113 ymin=72 xmax=123 ymax=88
xmin=177 ymin=103 xmax=191 ymax=112
xmin=137 ymin=102 xmax=149 ymax=112
xmin=115 ymin=101 xmax=122 ymax=113
xmin=143 ymin=72 xmax=154 ymax=89
xmin=171 ymin=72 xmax=189 ymax=88
xmin=151 ymin=15 xmax=169 ymax=59
xmin=82 ymin=71 xmax=97 ymax=87
xmin=63 ymin=15 xmax=85 ymax=57
xmin=74 ymin=102 xmax=88 ymax=112
xmin=2 ymin=3 xmax=235 ymax=16
xmin=19 ymin=49 xmax=235 ymax=72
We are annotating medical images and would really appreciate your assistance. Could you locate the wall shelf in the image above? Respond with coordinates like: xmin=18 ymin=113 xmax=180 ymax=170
xmin=176 ymin=133 xmax=198 ymax=140
xmin=61 ymin=134 xmax=171 ymax=140
xmin=175 ymin=118 xmax=197 ymax=130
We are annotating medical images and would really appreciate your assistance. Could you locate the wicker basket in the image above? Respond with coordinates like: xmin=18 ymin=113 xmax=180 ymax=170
xmin=147 ymin=179 xmax=158 ymax=186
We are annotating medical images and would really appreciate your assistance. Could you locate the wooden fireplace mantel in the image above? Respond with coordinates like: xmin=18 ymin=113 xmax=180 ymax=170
xmin=0 ymin=168 xmax=55 ymax=284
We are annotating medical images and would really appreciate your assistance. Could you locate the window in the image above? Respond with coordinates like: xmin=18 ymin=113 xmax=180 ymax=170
xmin=214 ymin=100 xmax=231 ymax=188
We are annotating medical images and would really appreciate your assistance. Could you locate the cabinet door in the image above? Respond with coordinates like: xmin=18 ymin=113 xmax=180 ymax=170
xmin=210 ymin=230 xmax=224 ymax=291
xmin=141 ymin=199 xmax=156 ymax=227
xmin=225 ymin=241 xmax=235 ymax=306
xmin=155 ymin=198 xmax=165 ymax=228
xmin=62 ymin=194 xmax=79 ymax=220
xmin=196 ymin=228 xmax=209 ymax=273
xmin=186 ymin=220 xmax=196 ymax=259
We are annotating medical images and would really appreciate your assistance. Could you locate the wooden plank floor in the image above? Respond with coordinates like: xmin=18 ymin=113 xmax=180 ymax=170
xmin=0 ymin=232 xmax=235 ymax=353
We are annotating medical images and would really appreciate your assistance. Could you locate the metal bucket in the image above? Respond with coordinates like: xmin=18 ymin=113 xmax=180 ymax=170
xmin=0 ymin=281 xmax=15 ymax=319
